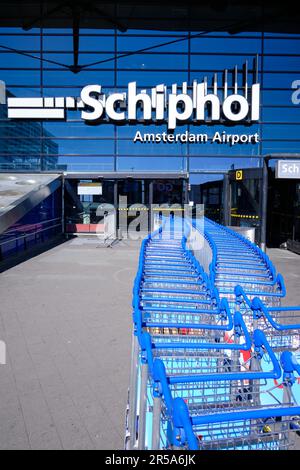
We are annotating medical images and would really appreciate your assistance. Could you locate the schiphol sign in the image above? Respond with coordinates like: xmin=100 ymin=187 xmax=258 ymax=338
xmin=6 ymin=80 xmax=261 ymax=146
xmin=276 ymin=160 xmax=300 ymax=179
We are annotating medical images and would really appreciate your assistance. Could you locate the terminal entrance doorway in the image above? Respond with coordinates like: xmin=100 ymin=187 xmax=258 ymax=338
xmin=267 ymin=170 xmax=300 ymax=253
xmin=228 ymin=168 xmax=262 ymax=245
xmin=64 ymin=174 xmax=188 ymax=235
xmin=189 ymin=173 xmax=225 ymax=224
xmin=227 ymin=164 xmax=300 ymax=253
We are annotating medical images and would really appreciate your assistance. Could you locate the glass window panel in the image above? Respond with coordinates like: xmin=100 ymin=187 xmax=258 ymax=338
xmin=265 ymin=33 xmax=300 ymax=38
xmin=0 ymin=86 xmax=41 ymax=99
xmin=0 ymin=28 xmax=41 ymax=34
xmin=188 ymin=124 xmax=260 ymax=135
xmin=45 ymin=156 xmax=114 ymax=172
xmin=263 ymin=73 xmax=300 ymax=89
xmin=43 ymin=70 xmax=114 ymax=86
xmin=189 ymin=173 xmax=224 ymax=185
xmin=190 ymin=54 xmax=256 ymax=70
xmin=0 ymin=155 xmax=41 ymax=171
xmin=78 ymin=36 xmax=115 ymax=52
xmin=117 ymin=156 xmax=186 ymax=172
xmin=0 ymin=120 xmax=42 ymax=137
xmin=43 ymin=52 xmax=114 ymax=69
xmin=0 ymin=52 xmax=41 ymax=68
xmin=263 ymin=89 xmax=296 ymax=106
xmin=0 ymin=138 xmax=41 ymax=154
xmin=119 ymin=30 xmax=186 ymax=36
xmin=264 ymin=39 xmax=300 ymax=54
xmin=264 ymin=56 xmax=300 ymax=72
xmin=117 ymin=53 xmax=188 ymax=70
xmin=0 ymin=70 xmax=40 ymax=85
xmin=43 ymin=122 xmax=115 ymax=138
xmin=117 ymin=35 xmax=188 ymax=53
xmin=190 ymin=71 xmax=262 ymax=87
xmin=0 ymin=35 xmax=40 ymax=50
xmin=117 ymin=125 xmax=188 ymax=138
xmin=188 ymin=141 xmax=260 ymax=156
xmin=263 ymin=124 xmax=300 ymax=139
xmin=43 ymin=34 xmax=115 ymax=52
xmin=117 ymin=139 xmax=187 ymax=156
xmin=190 ymin=157 xmax=261 ymax=171
xmin=42 ymin=35 xmax=74 ymax=51
xmin=190 ymin=37 xmax=261 ymax=54
xmin=262 ymin=141 xmax=300 ymax=153
xmin=262 ymin=107 xmax=300 ymax=122
xmin=41 ymin=139 xmax=114 ymax=155
xmin=43 ymin=29 xmax=114 ymax=35
xmin=190 ymin=32 xmax=261 ymax=38
xmin=117 ymin=70 xmax=188 ymax=86
xmin=42 ymin=87 xmax=84 ymax=96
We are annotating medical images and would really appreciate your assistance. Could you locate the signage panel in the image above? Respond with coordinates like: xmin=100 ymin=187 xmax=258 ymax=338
xmin=276 ymin=161 xmax=300 ymax=179
xmin=78 ymin=183 xmax=103 ymax=195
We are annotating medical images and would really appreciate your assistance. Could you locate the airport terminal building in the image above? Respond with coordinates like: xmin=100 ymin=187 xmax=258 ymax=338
xmin=0 ymin=1 xmax=300 ymax=264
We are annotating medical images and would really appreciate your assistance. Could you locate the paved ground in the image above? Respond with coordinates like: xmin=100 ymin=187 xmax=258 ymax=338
xmin=0 ymin=237 xmax=140 ymax=450
xmin=267 ymin=248 xmax=300 ymax=305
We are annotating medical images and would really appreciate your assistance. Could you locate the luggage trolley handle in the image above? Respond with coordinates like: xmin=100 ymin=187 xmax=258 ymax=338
xmin=136 ymin=312 xmax=249 ymax=376
xmin=252 ymin=298 xmax=300 ymax=331
xmin=134 ymin=304 xmax=235 ymax=333
xmin=281 ymin=351 xmax=300 ymax=385
xmin=235 ymin=285 xmax=253 ymax=309
xmin=252 ymin=329 xmax=282 ymax=379
xmin=137 ymin=312 xmax=253 ymax=393
xmin=151 ymin=330 xmax=280 ymax=389
xmin=172 ymin=395 xmax=300 ymax=450
xmin=280 ymin=351 xmax=300 ymax=404
xmin=141 ymin=311 xmax=251 ymax=354
xmin=172 ymin=397 xmax=199 ymax=450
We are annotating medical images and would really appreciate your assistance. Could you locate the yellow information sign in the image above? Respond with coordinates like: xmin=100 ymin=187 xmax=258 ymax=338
xmin=236 ymin=170 xmax=243 ymax=181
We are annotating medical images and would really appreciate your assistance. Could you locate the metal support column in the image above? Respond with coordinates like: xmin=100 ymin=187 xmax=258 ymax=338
xmin=151 ymin=396 xmax=161 ymax=450
xmin=128 ymin=333 xmax=139 ymax=449
xmin=61 ymin=175 xmax=65 ymax=235
xmin=148 ymin=181 xmax=154 ymax=234
xmin=223 ymin=173 xmax=231 ymax=226
xmin=138 ymin=362 xmax=148 ymax=450
xmin=261 ymin=158 xmax=269 ymax=252
xmin=114 ymin=180 xmax=119 ymax=239
xmin=184 ymin=179 xmax=189 ymax=205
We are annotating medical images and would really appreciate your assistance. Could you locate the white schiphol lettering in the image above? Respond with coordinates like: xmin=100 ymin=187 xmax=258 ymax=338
xmin=6 ymin=72 xmax=261 ymax=130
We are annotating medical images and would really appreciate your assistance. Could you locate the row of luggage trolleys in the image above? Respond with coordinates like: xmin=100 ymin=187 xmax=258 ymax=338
xmin=126 ymin=219 xmax=300 ymax=450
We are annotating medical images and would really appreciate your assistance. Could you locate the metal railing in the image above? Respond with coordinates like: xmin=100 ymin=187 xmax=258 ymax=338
xmin=0 ymin=217 xmax=62 ymax=261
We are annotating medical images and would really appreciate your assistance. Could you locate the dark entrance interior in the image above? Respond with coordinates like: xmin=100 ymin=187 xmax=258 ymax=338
xmin=64 ymin=175 xmax=187 ymax=234
xmin=267 ymin=170 xmax=300 ymax=252
xmin=228 ymin=168 xmax=262 ymax=244
xmin=189 ymin=174 xmax=225 ymax=224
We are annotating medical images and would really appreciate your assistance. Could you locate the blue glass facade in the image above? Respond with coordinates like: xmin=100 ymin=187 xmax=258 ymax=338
xmin=0 ymin=28 xmax=299 ymax=174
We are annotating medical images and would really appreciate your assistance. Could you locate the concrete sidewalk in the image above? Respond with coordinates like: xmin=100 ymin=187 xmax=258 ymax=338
xmin=268 ymin=248 xmax=300 ymax=305
xmin=0 ymin=238 xmax=140 ymax=450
